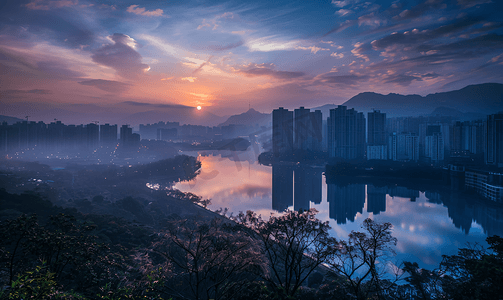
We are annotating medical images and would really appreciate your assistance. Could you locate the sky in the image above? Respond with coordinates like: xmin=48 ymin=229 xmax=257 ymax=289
xmin=1 ymin=0 xmax=503 ymax=118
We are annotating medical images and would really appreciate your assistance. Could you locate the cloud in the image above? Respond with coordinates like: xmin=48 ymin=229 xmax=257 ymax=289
xmin=78 ymin=79 xmax=131 ymax=93
xmin=315 ymin=73 xmax=370 ymax=86
xmin=197 ymin=19 xmax=218 ymax=30
xmin=204 ymin=41 xmax=244 ymax=51
xmin=245 ymin=36 xmax=299 ymax=52
xmin=197 ymin=12 xmax=239 ymax=31
xmin=457 ymin=0 xmax=492 ymax=8
xmin=25 ymin=0 xmax=78 ymax=10
xmin=331 ymin=0 xmax=359 ymax=8
xmin=370 ymin=17 xmax=496 ymax=53
xmin=237 ymin=63 xmax=305 ymax=80
xmin=192 ymin=56 xmax=213 ymax=74
xmin=331 ymin=52 xmax=344 ymax=58
xmin=127 ymin=5 xmax=164 ymax=17
xmin=2 ymin=89 xmax=52 ymax=95
xmin=181 ymin=77 xmax=197 ymax=82
xmin=121 ymin=101 xmax=189 ymax=109
xmin=393 ymin=0 xmax=445 ymax=21
xmin=351 ymin=42 xmax=371 ymax=62
xmin=91 ymin=33 xmax=150 ymax=79
xmin=337 ymin=9 xmax=353 ymax=16
xmin=358 ymin=12 xmax=385 ymax=27
xmin=36 ymin=60 xmax=85 ymax=78
xmin=324 ymin=20 xmax=357 ymax=36
xmin=385 ymin=74 xmax=423 ymax=86
xmin=421 ymin=72 xmax=441 ymax=79
xmin=366 ymin=33 xmax=503 ymax=77
xmin=295 ymin=45 xmax=330 ymax=54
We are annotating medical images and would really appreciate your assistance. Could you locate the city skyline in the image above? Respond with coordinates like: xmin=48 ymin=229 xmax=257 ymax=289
xmin=1 ymin=0 xmax=503 ymax=119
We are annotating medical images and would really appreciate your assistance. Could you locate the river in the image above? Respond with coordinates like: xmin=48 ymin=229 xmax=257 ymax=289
xmin=174 ymin=148 xmax=503 ymax=270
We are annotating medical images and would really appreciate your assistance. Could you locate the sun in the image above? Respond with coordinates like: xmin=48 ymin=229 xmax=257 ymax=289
xmin=197 ymin=106 xmax=202 ymax=110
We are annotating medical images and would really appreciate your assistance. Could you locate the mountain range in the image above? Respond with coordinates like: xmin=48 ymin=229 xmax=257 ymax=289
xmin=341 ymin=83 xmax=503 ymax=117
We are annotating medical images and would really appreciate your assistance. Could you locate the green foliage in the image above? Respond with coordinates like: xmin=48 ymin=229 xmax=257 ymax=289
xmin=6 ymin=262 xmax=57 ymax=300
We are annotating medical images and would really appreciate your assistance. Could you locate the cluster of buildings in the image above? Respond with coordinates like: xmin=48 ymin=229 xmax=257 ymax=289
xmin=0 ymin=121 xmax=140 ymax=151
xmin=272 ymin=106 xmax=503 ymax=168
xmin=0 ymin=119 xmax=265 ymax=153
xmin=139 ymin=121 xmax=261 ymax=141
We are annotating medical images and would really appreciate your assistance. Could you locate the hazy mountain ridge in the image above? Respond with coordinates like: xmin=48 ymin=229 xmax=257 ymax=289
xmin=342 ymin=83 xmax=503 ymax=117
xmin=218 ymin=108 xmax=271 ymax=127
xmin=0 ymin=115 xmax=24 ymax=124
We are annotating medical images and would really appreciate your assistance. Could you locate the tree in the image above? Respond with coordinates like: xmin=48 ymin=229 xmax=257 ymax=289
xmin=437 ymin=235 xmax=503 ymax=300
xmin=327 ymin=218 xmax=399 ymax=300
xmin=235 ymin=209 xmax=336 ymax=298
xmin=0 ymin=214 xmax=39 ymax=285
xmin=402 ymin=261 xmax=443 ymax=300
xmin=151 ymin=217 xmax=264 ymax=300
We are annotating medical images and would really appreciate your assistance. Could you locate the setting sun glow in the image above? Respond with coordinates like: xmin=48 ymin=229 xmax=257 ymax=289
xmin=197 ymin=106 xmax=202 ymax=110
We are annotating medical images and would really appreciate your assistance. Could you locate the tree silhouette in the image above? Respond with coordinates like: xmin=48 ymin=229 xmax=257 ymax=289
xmin=327 ymin=218 xmax=399 ymax=300
xmin=151 ymin=217 xmax=264 ymax=300
xmin=235 ymin=209 xmax=336 ymax=298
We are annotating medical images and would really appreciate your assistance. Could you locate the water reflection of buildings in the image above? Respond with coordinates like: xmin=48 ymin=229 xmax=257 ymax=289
xmin=441 ymin=192 xmax=503 ymax=237
xmin=271 ymin=164 xmax=322 ymax=212
xmin=388 ymin=186 xmax=420 ymax=202
xmin=271 ymin=167 xmax=503 ymax=237
xmin=272 ymin=165 xmax=293 ymax=212
xmin=367 ymin=185 xmax=386 ymax=215
xmin=327 ymin=183 xmax=365 ymax=224
xmin=294 ymin=165 xmax=322 ymax=211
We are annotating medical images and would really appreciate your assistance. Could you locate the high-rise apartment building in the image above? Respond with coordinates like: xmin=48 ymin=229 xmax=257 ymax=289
xmin=368 ymin=110 xmax=387 ymax=146
xmin=451 ymin=120 xmax=485 ymax=156
xmin=425 ymin=126 xmax=444 ymax=163
xmin=272 ymin=107 xmax=294 ymax=156
xmin=293 ymin=107 xmax=322 ymax=152
xmin=486 ymin=113 xmax=503 ymax=167
xmin=367 ymin=110 xmax=387 ymax=160
xmin=120 ymin=125 xmax=140 ymax=147
xmin=327 ymin=106 xmax=366 ymax=160
xmin=100 ymin=124 xmax=118 ymax=145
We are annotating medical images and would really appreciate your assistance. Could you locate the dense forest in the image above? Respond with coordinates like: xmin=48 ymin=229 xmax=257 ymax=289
xmin=1 ymin=188 xmax=502 ymax=300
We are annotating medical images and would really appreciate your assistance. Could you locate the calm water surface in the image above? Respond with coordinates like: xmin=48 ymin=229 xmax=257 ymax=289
xmin=174 ymin=148 xmax=503 ymax=270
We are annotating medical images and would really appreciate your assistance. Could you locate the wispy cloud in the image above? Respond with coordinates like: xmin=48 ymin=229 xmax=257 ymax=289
xmin=237 ymin=63 xmax=304 ymax=80
xmin=127 ymin=5 xmax=165 ymax=17
xmin=245 ymin=36 xmax=299 ymax=52
xmin=295 ymin=45 xmax=330 ymax=54
xmin=25 ymin=0 xmax=78 ymax=10
xmin=78 ymin=79 xmax=131 ymax=93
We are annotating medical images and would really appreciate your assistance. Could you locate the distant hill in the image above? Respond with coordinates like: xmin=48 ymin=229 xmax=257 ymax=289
xmin=430 ymin=107 xmax=486 ymax=121
xmin=0 ymin=115 xmax=24 ymax=124
xmin=218 ymin=108 xmax=271 ymax=127
xmin=125 ymin=108 xmax=226 ymax=127
xmin=309 ymin=104 xmax=338 ymax=119
xmin=342 ymin=83 xmax=503 ymax=117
